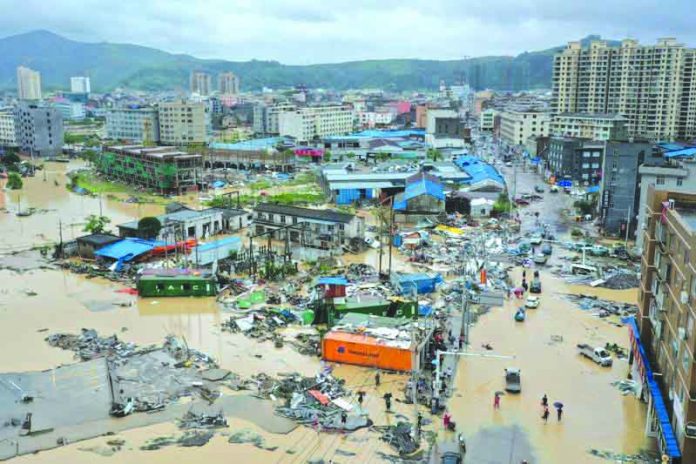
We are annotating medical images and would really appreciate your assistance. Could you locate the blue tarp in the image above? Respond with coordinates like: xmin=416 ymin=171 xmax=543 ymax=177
xmin=418 ymin=304 xmax=433 ymax=316
xmin=585 ymin=185 xmax=600 ymax=194
xmin=556 ymin=180 xmax=572 ymax=188
xmin=530 ymin=157 xmax=541 ymax=166
xmin=393 ymin=273 xmax=443 ymax=295
xmin=94 ymin=238 xmax=160 ymax=262
xmin=628 ymin=318 xmax=681 ymax=458
xmin=211 ymin=180 xmax=227 ymax=189
xmin=317 ymin=276 xmax=348 ymax=286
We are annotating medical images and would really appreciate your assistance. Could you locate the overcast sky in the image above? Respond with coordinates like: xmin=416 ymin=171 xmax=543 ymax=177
xmin=0 ymin=0 xmax=692 ymax=64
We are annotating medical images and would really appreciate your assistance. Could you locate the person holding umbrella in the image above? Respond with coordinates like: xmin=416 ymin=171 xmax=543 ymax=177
xmin=554 ymin=402 xmax=564 ymax=422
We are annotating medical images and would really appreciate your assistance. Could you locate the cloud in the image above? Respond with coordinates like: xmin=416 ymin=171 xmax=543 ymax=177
xmin=0 ymin=0 xmax=693 ymax=64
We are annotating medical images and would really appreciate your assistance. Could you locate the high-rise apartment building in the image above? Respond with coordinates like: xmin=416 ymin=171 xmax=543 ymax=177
xmin=190 ymin=72 xmax=212 ymax=96
xmin=218 ymin=72 xmax=240 ymax=95
xmin=0 ymin=108 xmax=17 ymax=147
xmin=499 ymin=110 xmax=550 ymax=146
xmin=14 ymin=102 xmax=64 ymax=158
xmin=277 ymin=105 xmax=354 ymax=143
xmin=158 ymin=101 xmax=207 ymax=145
xmin=16 ymin=66 xmax=42 ymax=100
xmin=70 ymin=76 xmax=91 ymax=94
xmin=637 ymin=188 xmax=696 ymax=462
xmin=106 ymin=107 xmax=160 ymax=143
xmin=552 ymin=38 xmax=696 ymax=141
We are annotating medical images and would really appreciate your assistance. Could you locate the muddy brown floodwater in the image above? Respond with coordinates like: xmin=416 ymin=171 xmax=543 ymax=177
xmin=0 ymin=161 xmax=652 ymax=463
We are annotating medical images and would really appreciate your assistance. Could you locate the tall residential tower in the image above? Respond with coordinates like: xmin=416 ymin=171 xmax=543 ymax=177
xmin=16 ymin=66 xmax=42 ymax=101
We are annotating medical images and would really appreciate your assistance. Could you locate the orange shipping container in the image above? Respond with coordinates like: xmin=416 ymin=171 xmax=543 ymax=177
xmin=322 ymin=331 xmax=413 ymax=372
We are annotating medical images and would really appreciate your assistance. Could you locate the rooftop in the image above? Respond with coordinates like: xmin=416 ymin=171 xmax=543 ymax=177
xmin=255 ymin=203 xmax=355 ymax=224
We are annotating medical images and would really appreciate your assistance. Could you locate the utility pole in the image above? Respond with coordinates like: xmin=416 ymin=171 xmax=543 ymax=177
xmin=625 ymin=203 xmax=632 ymax=246
xmin=58 ymin=218 xmax=63 ymax=259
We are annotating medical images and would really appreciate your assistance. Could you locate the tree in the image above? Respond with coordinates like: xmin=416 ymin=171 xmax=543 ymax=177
xmin=1 ymin=152 xmax=20 ymax=165
xmin=574 ymin=194 xmax=598 ymax=216
xmin=6 ymin=172 xmax=23 ymax=190
xmin=492 ymin=192 xmax=513 ymax=214
xmin=137 ymin=216 xmax=162 ymax=239
xmin=323 ymin=150 xmax=332 ymax=162
xmin=83 ymin=215 xmax=111 ymax=234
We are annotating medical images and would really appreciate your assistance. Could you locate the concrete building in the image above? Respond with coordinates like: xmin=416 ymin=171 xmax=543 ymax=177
xmin=637 ymin=188 xmax=696 ymax=461
xmin=472 ymin=90 xmax=494 ymax=116
xmin=252 ymin=203 xmax=365 ymax=250
xmin=253 ymin=102 xmax=296 ymax=135
xmin=358 ymin=111 xmax=395 ymax=128
xmin=190 ymin=71 xmax=212 ymax=96
xmin=16 ymin=66 xmax=42 ymax=101
xmin=0 ymin=109 xmax=17 ymax=147
xmin=70 ymin=76 xmax=91 ymax=94
xmin=547 ymin=137 xmax=604 ymax=184
xmin=158 ymin=101 xmax=207 ymax=145
xmin=14 ymin=102 xmax=64 ymax=158
xmin=218 ymin=72 xmax=240 ymax=95
xmin=480 ymin=109 xmax=498 ymax=131
xmin=598 ymin=139 xmax=652 ymax=237
xmin=97 ymin=145 xmax=202 ymax=194
xmin=499 ymin=110 xmax=550 ymax=146
xmin=52 ymin=101 xmax=86 ymax=121
xmin=552 ymin=38 xmax=696 ymax=141
xmin=550 ymin=113 xmax=627 ymax=141
xmin=277 ymin=105 xmax=354 ymax=143
xmin=636 ymin=148 xmax=696 ymax=250
xmin=106 ymin=107 xmax=160 ymax=143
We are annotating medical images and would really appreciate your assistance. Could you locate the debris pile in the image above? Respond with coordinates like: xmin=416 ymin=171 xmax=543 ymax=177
xmin=178 ymin=410 xmax=228 ymax=429
xmin=563 ymin=294 xmax=638 ymax=320
xmin=610 ymin=379 xmax=640 ymax=396
xmin=374 ymin=422 xmax=420 ymax=456
xmin=588 ymin=448 xmax=660 ymax=463
xmin=45 ymin=329 xmax=137 ymax=361
xmin=599 ymin=271 xmax=640 ymax=290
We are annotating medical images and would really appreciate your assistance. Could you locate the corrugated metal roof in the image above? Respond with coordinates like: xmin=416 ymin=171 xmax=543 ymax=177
xmin=664 ymin=147 xmax=696 ymax=158
xmin=95 ymin=238 xmax=161 ymax=261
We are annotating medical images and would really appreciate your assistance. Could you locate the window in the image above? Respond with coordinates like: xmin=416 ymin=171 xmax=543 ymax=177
xmin=182 ymin=284 xmax=191 ymax=291
xmin=657 ymin=176 xmax=665 ymax=185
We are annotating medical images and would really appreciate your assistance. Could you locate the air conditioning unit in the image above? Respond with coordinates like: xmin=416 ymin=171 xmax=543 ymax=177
xmin=682 ymin=291 xmax=689 ymax=305
xmin=686 ymin=422 xmax=696 ymax=438
xmin=678 ymin=327 xmax=687 ymax=341
xmin=668 ymin=199 xmax=675 ymax=209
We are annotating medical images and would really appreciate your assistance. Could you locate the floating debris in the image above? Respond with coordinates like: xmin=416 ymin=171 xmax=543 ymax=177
xmin=588 ymin=448 xmax=660 ymax=463
xmin=610 ymin=379 xmax=640 ymax=396
xmin=374 ymin=422 xmax=420 ymax=456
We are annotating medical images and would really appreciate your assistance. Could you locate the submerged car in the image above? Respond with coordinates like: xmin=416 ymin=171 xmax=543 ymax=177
xmin=534 ymin=185 xmax=545 ymax=193
xmin=525 ymin=296 xmax=540 ymax=308
xmin=505 ymin=368 xmax=521 ymax=393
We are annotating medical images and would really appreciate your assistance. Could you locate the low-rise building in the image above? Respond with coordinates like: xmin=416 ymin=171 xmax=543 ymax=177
xmin=97 ymin=145 xmax=202 ymax=194
xmin=550 ymin=113 xmax=627 ymax=141
xmin=252 ymin=203 xmax=365 ymax=250
xmin=14 ymin=102 xmax=64 ymax=158
xmin=278 ymin=105 xmax=354 ymax=143
xmin=547 ymin=137 xmax=604 ymax=184
xmin=158 ymin=100 xmax=208 ymax=145
xmin=106 ymin=107 xmax=160 ymax=143
xmin=393 ymin=172 xmax=446 ymax=224
xmin=598 ymin=139 xmax=652 ymax=237
xmin=637 ymin=188 xmax=696 ymax=461
xmin=500 ymin=110 xmax=550 ymax=146
xmin=0 ymin=108 xmax=17 ymax=147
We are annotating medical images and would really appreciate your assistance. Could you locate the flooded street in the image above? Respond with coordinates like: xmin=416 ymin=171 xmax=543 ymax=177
xmin=0 ymin=159 xmax=650 ymax=463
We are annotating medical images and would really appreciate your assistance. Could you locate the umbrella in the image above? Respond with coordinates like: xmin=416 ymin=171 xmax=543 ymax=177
xmin=495 ymin=391 xmax=506 ymax=396
xmin=553 ymin=401 xmax=564 ymax=408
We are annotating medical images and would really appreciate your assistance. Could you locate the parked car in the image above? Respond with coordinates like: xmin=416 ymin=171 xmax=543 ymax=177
xmin=577 ymin=344 xmax=613 ymax=367
xmin=529 ymin=234 xmax=543 ymax=245
xmin=541 ymin=243 xmax=553 ymax=255
xmin=590 ymin=245 xmax=610 ymax=256
xmin=549 ymin=186 xmax=559 ymax=193
xmin=530 ymin=277 xmax=541 ymax=293
xmin=525 ymin=296 xmax=540 ymax=309
xmin=534 ymin=185 xmax=545 ymax=193
xmin=505 ymin=368 xmax=521 ymax=393
xmin=514 ymin=198 xmax=530 ymax=206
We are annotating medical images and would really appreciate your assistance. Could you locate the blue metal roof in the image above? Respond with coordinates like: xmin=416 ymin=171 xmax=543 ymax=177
xmin=194 ymin=237 xmax=241 ymax=266
xmin=95 ymin=238 xmax=161 ymax=261
xmin=324 ymin=129 xmax=425 ymax=142
xmin=393 ymin=173 xmax=445 ymax=210
xmin=454 ymin=155 xmax=505 ymax=186
xmin=664 ymin=147 xmax=696 ymax=159
xmin=586 ymin=185 xmax=600 ymax=194
xmin=317 ymin=276 xmax=348 ymax=286
xmin=628 ymin=318 xmax=681 ymax=458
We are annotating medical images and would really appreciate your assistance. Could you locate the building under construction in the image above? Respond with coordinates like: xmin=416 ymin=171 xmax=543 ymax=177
xmin=97 ymin=145 xmax=202 ymax=194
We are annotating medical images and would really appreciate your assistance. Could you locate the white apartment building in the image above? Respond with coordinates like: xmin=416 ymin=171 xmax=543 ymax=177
xmin=53 ymin=101 xmax=86 ymax=121
xmin=218 ymin=72 xmax=240 ymax=95
xmin=480 ymin=108 xmax=498 ymax=131
xmin=499 ymin=110 xmax=550 ymax=146
xmin=550 ymin=113 xmax=627 ymax=141
xmin=17 ymin=66 xmax=42 ymax=101
xmin=158 ymin=101 xmax=208 ymax=145
xmin=70 ymin=76 xmax=91 ymax=94
xmin=106 ymin=107 xmax=160 ymax=143
xmin=278 ymin=105 xmax=354 ymax=142
xmin=358 ymin=110 xmax=395 ymax=128
xmin=0 ymin=109 xmax=17 ymax=147
xmin=253 ymin=102 xmax=296 ymax=135
xmin=552 ymin=38 xmax=696 ymax=141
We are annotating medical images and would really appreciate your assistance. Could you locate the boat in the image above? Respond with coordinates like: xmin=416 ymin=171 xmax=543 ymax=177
xmin=514 ymin=308 xmax=526 ymax=322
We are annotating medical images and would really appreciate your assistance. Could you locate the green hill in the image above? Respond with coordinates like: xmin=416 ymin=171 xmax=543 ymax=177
xmin=0 ymin=30 xmax=615 ymax=92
